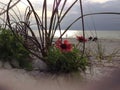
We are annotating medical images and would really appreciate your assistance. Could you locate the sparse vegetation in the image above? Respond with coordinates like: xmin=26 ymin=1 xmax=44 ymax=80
xmin=95 ymin=41 xmax=105 ymax=61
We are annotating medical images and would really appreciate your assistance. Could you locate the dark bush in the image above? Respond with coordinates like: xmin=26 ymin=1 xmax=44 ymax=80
xmin=46 ymin=46 xmax=88 ymax=73
xmin=0 ymin=28 xmax=32 ymax=70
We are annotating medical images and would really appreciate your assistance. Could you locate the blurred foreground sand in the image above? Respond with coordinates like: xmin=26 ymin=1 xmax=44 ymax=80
xmin=0 ymin=68 xmax=120 ymax=90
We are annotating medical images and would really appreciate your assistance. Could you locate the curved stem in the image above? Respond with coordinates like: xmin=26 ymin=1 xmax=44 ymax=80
xmin=79 ymin=0 xmax=85 ymax=57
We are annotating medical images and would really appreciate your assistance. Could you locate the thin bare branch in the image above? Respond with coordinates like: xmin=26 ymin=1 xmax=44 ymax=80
xmin=0 ymin=0 xmax=20 ymax=15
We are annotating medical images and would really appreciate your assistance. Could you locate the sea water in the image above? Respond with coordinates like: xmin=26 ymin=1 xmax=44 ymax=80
xmin=32 ymin=30 xmax=120 ymax=39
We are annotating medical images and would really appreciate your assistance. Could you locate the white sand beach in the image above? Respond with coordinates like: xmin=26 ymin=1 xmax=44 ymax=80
xmin=0 ymin=39 xmax=120 ymax=90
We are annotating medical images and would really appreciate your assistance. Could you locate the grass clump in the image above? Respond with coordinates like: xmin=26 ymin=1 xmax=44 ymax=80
xmin=0 ymin=28 xmax=32 ymax=70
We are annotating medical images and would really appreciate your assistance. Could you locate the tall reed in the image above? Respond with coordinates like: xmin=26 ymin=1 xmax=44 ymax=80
xmin=3 ymin=0 xmax=82 ymax=62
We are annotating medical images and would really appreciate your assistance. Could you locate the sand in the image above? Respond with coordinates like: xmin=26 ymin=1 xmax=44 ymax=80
xmin=0 ymin=68 xmax=120 ymax=90
xmin=0 ymin=39 xmax=120 ymax=90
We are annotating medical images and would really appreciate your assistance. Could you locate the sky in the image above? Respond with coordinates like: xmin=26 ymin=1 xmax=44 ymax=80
xmin=0 ymin=0 xmax=120 ymax=30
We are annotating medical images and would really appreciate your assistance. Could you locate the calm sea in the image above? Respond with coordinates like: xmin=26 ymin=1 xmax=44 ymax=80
xmin=32 ymin=30 xmax=120 ymax=39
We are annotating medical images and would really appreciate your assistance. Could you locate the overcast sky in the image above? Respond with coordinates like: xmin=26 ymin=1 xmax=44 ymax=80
xmin=0 ymin=0 xmax=120 ymax=30
xmin=83 ymin=0 xmax=120 ymax=30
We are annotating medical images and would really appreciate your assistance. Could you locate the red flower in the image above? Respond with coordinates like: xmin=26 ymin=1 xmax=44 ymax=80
xmin=55 ymin=39 xmax=62 ymax=48
xmin=76 ymin=36 xmax=87 ymax=42
xmin=55 ymin=39 xmax=73 ymax=52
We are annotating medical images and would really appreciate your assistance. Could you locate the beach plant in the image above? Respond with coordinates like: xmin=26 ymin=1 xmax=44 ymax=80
xmin=76 ymin=35 xmax=87 ymax=52
xmin=0 ymin=0 xmax=89 ymax=73
xmin=76 ymin=36 xmax=87 ymax=42
xmin=0 ymin=0 xmax=120 ymax=73
xmin=3 ymin=0 xmax=82 ymax=61
xmin=89 ymin=40 xmax=106 ymax=61
xmin=46 ymin=39 xmax=88 ymax=73
xmin=0 ymin=28 xmax=32 ymax=70
xmin=3 ymin=0 xmax=88 ymax=72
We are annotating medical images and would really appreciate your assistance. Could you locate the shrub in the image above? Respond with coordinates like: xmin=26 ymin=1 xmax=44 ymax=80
xmin=0 ymin=28 xmax=32 ymax=70
xmin=46 ymin=39 xmax=88 ymax=73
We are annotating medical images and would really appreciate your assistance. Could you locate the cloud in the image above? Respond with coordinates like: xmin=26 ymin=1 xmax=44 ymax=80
xmin=0 ymin=0 xmax=120 ymax=30
xmin=86 ymin=0 xmax=112 ymax=3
